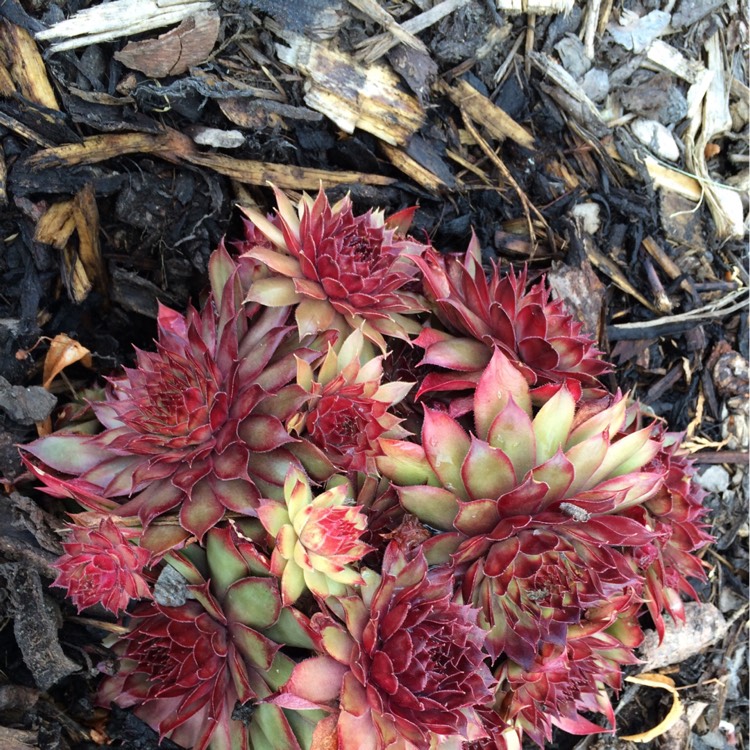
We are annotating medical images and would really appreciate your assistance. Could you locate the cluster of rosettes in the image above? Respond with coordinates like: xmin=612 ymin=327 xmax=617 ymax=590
xmin=23 ymin=188 xmax=711 ymax=750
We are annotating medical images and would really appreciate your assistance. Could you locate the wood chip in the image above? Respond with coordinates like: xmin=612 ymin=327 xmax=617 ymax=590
xmin=34 ymin=185 xmax=105 ymax=302
xmin=638 ymin=602 xmax=729 ymax=671
xmin=439 ymin=78 xmax=535 ymax=150
xmin=346 ymin=0 xmax=427 ymax=55
xmin=16 ymin=130 xmax=396 ymax=190
xmin=35 ymin=0 xmax=213 ymax=53
xmin=495 ymin=0 xmax=574 ymax=12
xmin=528 ymin=51 xmax=609 ymax=136
xmin=275 ymin=31 xmax=424 ymax=147
xmin=0 ymin=20 xmax=58 ymax=110
xmin=380 ymin=143 xmax=448 ymax=192
xmin=114 ymin=10 xmax=219 ymax=77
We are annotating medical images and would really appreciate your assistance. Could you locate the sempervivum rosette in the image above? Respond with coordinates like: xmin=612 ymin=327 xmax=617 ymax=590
xmin=99 ymin=523 xmax=324 ymax=750
xmin=280 ymin=543 xmax=494 ymax=750
xmin=23 ymin=248 xmax=331 ymax=550
xmin=240 ymin=187 xmax=428 ymax=350
xmin=23 ymin=185 xmax=713 ymax=750
xmin=289 ymin=328 xmax=414 ymax=474
xmin=258 ymin=466 xmax=374 ymax=605
xmin=52 ymin=517 xmax=152 ymax=615
xmin=488 ymin=622 xmax=641 ymax=749
xmin=377 ymin=349 xmax=667 ymax=740
xmin=413 ymin=239 xmax=610 ymax=408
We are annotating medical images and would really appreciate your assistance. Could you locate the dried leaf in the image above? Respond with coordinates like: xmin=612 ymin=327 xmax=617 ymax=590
xmin=42 ymin=334 xmax=93 ymax=390
xmin=621 ymin=673 xmax=683 ymax=742
xmin=114 ymin=10 xmax=219 ymax=77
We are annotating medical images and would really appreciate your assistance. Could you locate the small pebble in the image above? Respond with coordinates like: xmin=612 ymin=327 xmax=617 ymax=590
xmin=696 ymin=465 xmax=730 ymax=494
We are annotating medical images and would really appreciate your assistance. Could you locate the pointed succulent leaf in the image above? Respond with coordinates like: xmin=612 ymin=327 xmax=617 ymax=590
xmin=180 ymin=481 xmax=226 ymax=540
xmin=589 ymin=427 xmax=657 ymax=485
xmin=611 ymin=436 xmax=662 ymax=477
xmin=397 ymin=485 xmax=460 ymax=531
xmin=238 ymin=415 xmax=296 ymax=452
xmin=487 ymin=398 xmax=536 ymax=480
xmin=257 ymin=500 xmax=290 ymax=538
xmin=263 ymin=608 xmax=316 ymax=650
xmin=286 ymin=441 xmax=336 ymax=482
xmin=567 ymin=395 xmax=627 ymax=447
xmin=454 ymin=498 xmax=501 ymax=536
xmin=475 ymin=348 xmax=532 ymax=440
xmin=247 ymin=245 xmax=303 ymax=278
xmin=422 ymin=532 xmax=463 ymax=565
xmin=320 ymin=621 xmax=356 ymax=664
xmin=460 ymin=436 xmax=517 ymax=500
xmin=251 ymin=703 xmax=301 ymax=750
xmin=564 ymin=432 xmax=609 ymax=496
xmin=24 ymin=435 xmax=113 ymax=474
xmin=286 ymin=656 xmax=348 ymax=703
xmin=240 ymin=205 xmax=287 ymax=248
xmin=284 ymin=467 xmax=313 ymax=518
xmin=296 ymin=298 xmax=336 ymax=339
xmin=376 ymin=439 xmax=439 ymax=486
xmin=566 ymin=515 xmax=655 ymax=546
xmin=531 ymin=449 xmax=575 ymax=503
xmin=281 ymin=559 xmax=306 ymax=606
xmin=205 ymin=527 xmax=252 ymax=596
xmin=208 ymin=243 xmax=236 ymax=304
xmin=533 ymin=383 xmax=576 ymax=464
xmin=225 ymin=577 xmax=281 ymax=629
xmin=245 ymin=277 xmax=302 ymax=307
xmin=230 ymin=622 xmax=280 ymax=670
xmin=419 ymin=337 xmax=492 ymax=371
xmin=421 ymin=407 xmax=470 ymax=499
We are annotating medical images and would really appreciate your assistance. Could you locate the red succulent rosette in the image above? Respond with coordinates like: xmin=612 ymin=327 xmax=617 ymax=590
xmin=290 ymin=329 xmax=412 ymax=474
xmin=283 ymin=543 xmax=494 ymax=749
xmin=412 ymin=240 xmax=610 ymax=409
xmin=52 ymin=517 xmax=151 ymax=615
xmin=491 ymin=623 xmax=640 ymax=748
xmin=97 ymin=599 xmax=242 ymax=750
xmin=240 ymin=187 xmax=428 ymax=350
xmin=22 ymin=248 xmax=330 ymax=549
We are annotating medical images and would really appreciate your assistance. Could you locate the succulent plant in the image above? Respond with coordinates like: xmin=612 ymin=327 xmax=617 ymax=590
xmin=412 ymin=239 xmax=610 ymax=409
xmin=488 ymin=623 xmax=641 ymax=748
xmin=289 ymin=328 xmax=413 ymax=473
xmin=240 ymin=187 xmax=428 ymax=350
xmin=99 ymin=522 xmax=324 ymax=750
xmin=52 ymin=517 xmax=151 ymax=615
xmin=258 ymin=466 xmax=374 ymax=605
xmin=23 ymin=248 xmax=331 ymax=551
xmin=281 ymin=543 xmax=494 ymax=749
xmin=23 ymin=187 xmax=712 ymax=750
xmin=377 ymin=348 xmax=664 ymax=731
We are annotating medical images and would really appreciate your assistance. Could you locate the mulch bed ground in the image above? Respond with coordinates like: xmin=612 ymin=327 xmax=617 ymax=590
xmin=0 ymin=0 xmax=746 ymax=748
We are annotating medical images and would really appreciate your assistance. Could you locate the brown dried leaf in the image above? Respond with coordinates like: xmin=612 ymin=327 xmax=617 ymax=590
xmin=42 ymin=334 xmax=93 ymax=390
xmin=621 ymin=673 xmax=683 ymax=742
xmin=114 ymin=10 xmax=219 ymax=78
